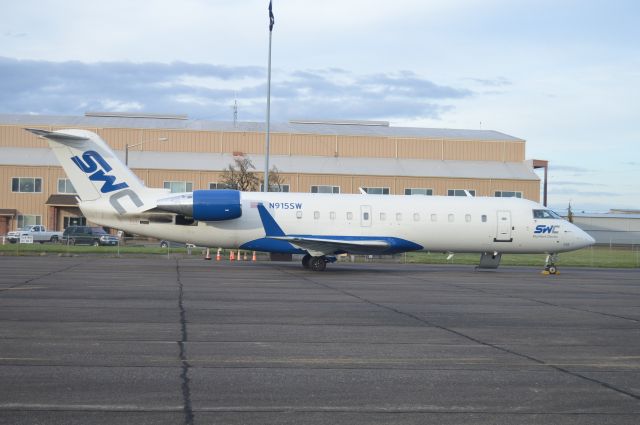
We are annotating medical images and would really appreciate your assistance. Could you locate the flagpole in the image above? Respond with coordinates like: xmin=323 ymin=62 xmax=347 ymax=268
xmin=264 ymin=1 xmax=274 ymax=192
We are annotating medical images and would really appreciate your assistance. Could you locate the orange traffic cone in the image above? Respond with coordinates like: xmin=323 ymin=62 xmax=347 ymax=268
xmin=243 ymin=251 xmax=248 ymax=261
xmin=237 ymin=249 xmax=241 ymax=261
xmin=229 ymin=250 xmax=235 ymax=261
xmin=252 ymin=251 xmax=257 ymax=262
xmin=216 ymin=248 xmax=221 ymax=261
xmin=205 ymin=248 xmax=211 ymax=260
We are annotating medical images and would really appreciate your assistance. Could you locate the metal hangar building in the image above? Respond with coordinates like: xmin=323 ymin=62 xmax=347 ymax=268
xmin=0 ymin=112 xmax=543 ymax=234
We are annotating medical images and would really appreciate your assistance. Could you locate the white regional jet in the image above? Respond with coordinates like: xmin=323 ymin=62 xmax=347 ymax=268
xmin=27 ymin=128 xmax=595 ymax=273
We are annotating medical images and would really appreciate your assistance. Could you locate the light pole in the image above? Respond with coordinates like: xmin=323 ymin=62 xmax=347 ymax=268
xmin=125 ymin=137 xmax=168 ymax=166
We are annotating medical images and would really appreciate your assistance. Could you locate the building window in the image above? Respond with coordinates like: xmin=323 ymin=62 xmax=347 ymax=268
xmin=363 ymin=187 xmax=390 ymax=195
xmin=311 ymin=185 xmax=340 ymax=194
xmin=57 ymin=179 xmax=76 ymax=194
xmin=448 ymin=189 xmax=475 ymax=197
xmin=260 ymin=183 xmax=290 ymax=192
xmin=405 ymin=188 xmax=433 ymax=196
xmin=12 ymin=177 xmax=42 ymax=193
xmin=63 ymin=216 xmax=86 ymax=228
xmin=495 ymin=191 xmax=522 ymax=198
xmin=164 ymin=181 xmax=193 ymax=193
xmin=209 ymin=182 xmax=230 ymax=190
xmin=17 ymin=215 xmax=42 ymax=228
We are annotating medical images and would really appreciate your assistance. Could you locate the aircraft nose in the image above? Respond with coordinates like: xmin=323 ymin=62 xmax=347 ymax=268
xmin=585 ymin=232 xmax=596 ymax=246
xmin=577 ymin=227 xmax=595 ymax=248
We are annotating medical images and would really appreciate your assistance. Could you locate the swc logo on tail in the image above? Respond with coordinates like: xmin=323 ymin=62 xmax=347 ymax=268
xmin=71 ymin=150 xmax=143 ymax=214
xmin=71 ymin=150 xmax=129 ymax=193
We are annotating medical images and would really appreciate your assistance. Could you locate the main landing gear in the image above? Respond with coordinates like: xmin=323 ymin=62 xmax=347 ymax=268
xmin=542 ymin=253 xmax=559 ymax=275
xmin=302 ymin=254 xmax=330 ymax=271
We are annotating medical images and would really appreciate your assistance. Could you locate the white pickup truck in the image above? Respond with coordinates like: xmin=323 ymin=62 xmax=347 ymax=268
xmin=6 ymin=225 xmax=64 ymax=244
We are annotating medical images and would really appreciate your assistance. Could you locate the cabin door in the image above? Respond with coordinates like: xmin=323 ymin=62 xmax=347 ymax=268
xmin=495 ymin=210 xmax=513 ymax=242
xmin=360 ymin=205 xmax=372 ymax=227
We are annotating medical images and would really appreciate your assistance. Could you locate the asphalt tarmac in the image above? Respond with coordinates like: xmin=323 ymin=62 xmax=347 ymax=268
xmin=0 ymin=256 xmax=638 ymax=424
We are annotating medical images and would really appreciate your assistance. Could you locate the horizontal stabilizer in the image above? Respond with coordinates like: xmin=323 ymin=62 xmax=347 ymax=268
xmin=25 ymin=128 xmax=89 ymax=143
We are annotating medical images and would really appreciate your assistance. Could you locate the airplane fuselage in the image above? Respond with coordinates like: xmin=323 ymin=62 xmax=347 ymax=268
xmin=79 ymin=191 xmax=591 ymax=254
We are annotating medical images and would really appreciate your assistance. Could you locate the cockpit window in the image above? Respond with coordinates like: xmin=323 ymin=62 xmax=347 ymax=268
xmin=533 ymin=209 xmax=562 ymax=219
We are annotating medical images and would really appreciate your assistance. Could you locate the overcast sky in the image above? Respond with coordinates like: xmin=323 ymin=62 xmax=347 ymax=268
xmin=1 ymin=0 xmax=638 ymax=212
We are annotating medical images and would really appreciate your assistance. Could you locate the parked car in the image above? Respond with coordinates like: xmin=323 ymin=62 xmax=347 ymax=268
xmin=6 ymin=225 xmax=63 ymax=244
xmin=62 ymin=226 xmax=119 ymax=246
xmin=159 ymin=240 xmax=196 ymax=249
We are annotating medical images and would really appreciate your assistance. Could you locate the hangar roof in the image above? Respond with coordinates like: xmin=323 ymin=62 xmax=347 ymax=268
xmin=0 ymin=148 xmax=539 ymax=181
xmin=0 ymin=113 xmax=523 ymax=142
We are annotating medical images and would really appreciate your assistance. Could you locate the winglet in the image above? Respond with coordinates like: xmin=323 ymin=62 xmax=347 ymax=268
xmin=257 ymin=204 xmax=286 ymax=237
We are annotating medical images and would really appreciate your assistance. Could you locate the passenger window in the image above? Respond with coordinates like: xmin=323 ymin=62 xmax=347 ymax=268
xmin=346 ymin=212 xmax=353 ymax=220
xmin=363 ymin=212 xmax=369 ymax=220
xmin=465 ymin=214 xmax=471 ymax=223
xmin=481 ymin=214 xmax=487 ymax=222
xmin=380 ymin=212 xmax=386 ymax=221
xmin=296 ymin=211 xmax=302 ymax=219
xmin=396 ymin=212 xmax=402 ymax=221
xmin=330 ymin=211 xmax=336 ymax=220
xmin=431 ymin=214 xmax=437 ymax=222
xmin=314 ymin=211 xmax=320 ymax=220
xmin=448 ymin=213 xmax=454 ymax=223
xmin=413 ymin=213 xmax=420 ymax=221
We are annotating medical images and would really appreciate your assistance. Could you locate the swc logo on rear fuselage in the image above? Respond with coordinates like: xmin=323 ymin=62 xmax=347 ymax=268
xmin=71 ymin=150 xmax=129 ymax=193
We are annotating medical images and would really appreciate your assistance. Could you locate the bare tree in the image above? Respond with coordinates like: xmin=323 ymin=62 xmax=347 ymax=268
xmin=262 ymin=165 xmax=286 ymax=192
xmin=220 ymin=157 xmax=260 ymax=191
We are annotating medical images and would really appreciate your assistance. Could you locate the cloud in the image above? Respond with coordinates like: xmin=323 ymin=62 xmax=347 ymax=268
xmin=551 ymin=180 xmax=605 ymax=187
xmin=549 ymin=164 xmax=592 ymax=173
xmin=0 ymin=57 xmax=471 ymax=122
xmin=465 ymin=77 xmax=512 ymax=87
xmin=548 ymin=187 xmax=622 ymax=197
xmin=2 ymin=31 xmax=27 ymax=38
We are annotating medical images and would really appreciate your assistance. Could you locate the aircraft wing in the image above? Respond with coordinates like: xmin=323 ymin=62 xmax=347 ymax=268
xmin=269 ymin=235 xmax=390 ymax=256
xmin=256 ymin=204 xmax=421 ymax=256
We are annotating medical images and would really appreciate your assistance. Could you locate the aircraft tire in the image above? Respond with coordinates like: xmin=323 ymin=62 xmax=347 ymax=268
xmin=310 ymin=256 xmax=327 ymax=272
xmin=302 ymin=254 xmax=312 ymax=269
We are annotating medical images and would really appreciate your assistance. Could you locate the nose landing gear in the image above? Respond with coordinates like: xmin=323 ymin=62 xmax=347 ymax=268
xmin=542 ymin=253 xmax=559 ymax=275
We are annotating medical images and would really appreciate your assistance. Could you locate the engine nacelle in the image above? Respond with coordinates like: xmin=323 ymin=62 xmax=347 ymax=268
xmin=192 ymin=190 xmax=242 ymax=221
